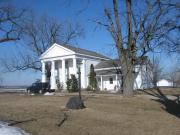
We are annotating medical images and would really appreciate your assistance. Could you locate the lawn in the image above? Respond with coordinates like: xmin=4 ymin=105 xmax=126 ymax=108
xmin=0 ymin=89 xmax=179 ymax=135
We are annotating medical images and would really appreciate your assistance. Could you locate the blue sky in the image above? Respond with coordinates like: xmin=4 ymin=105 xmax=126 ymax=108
xmin=0 ymin=0 xmax=179 ymax=85
xmin=0 ymin=0 xmax=115 ymax=85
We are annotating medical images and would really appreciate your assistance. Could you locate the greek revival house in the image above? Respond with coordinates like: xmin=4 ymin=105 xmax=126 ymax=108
xmin=40 ymin=43 xmax=150 ymax=92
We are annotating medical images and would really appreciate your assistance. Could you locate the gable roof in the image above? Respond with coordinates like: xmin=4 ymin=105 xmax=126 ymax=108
xmin=95 ymin=59 xmax=120 ymax=69
xmin=96 ymin=69 xmax=121 ymax=75
xmin=61 ymin=44 xmax=109 ymax=59
xmin=40 ymin=43 xmax=110 ymax=60
xmin=95 ymin=57 xmax=148 ymax=69
xmin=40 ymin=43 xmax=75 ymax=59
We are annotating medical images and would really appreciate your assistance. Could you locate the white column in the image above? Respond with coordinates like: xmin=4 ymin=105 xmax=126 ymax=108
xmin=81 ymin=59 xmax=86 ymax=88
xmin=100 ymin=76 xmax=103 ymax=90
xmin=73 ymin=56 xmax=77 ymax=76
xmin=41 ymin=61 xmax=46 ymax=83
xmin=58 ymin=61 xmax=61 ymax=82
xmin=50 ymin=61 xmax=56 ymax=90
xmin=61 ymin=59 xmax=66 ymax=86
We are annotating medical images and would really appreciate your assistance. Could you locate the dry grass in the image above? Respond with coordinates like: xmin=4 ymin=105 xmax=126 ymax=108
xmin=0 ymin=91 xmax=179 ymax=135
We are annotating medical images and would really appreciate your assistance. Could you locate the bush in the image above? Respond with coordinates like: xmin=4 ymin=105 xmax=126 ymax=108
xmin=89 ymin=64 xmax=97 ymax=91
xmin=71 ymin=75 xmax=78 ymax=92
xmin=66 ymin=74 xmax=78 ymax=92
xmin=66 ymin=78 xmax=71 ymax=91
xmin=86 ymin=85 xmax=100 ymax=92
xmin=56 ymin=79 xmax=63 ymax=91
xmin=86 ymin=85 xmax=92 ymax=91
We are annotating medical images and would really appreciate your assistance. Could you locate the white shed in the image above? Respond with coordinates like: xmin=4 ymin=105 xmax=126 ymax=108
xmin=157 ymin=79 xmax=173 ymax=87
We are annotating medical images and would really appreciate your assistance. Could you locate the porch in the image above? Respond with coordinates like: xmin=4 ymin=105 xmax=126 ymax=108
xmin=96 ymin=74 xmax=122 ymax=92
xmin=41 ymin=56 xmax=86 ymax=90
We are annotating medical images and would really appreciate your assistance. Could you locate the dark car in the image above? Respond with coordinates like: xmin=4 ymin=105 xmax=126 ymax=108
xmin=27 ymin=82 xmax=52 ymax=94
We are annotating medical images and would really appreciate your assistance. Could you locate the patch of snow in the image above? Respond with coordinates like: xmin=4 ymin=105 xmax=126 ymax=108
xmin=55 ymin=93 xmax=65 ymax=96
xmin=108 ymin=91 xmax=117 ymax=93
xmin=0 ymin=121 xmax=31 ymax=135
xmin=166 ymin=95 xmax=178 ymax=100
xmin=139 ymin=95 xmax=178 ymax=100
xmin=44 ymin=92 xmax=55 ymax=96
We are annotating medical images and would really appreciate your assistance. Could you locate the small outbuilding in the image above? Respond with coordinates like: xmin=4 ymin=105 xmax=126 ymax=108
xmin=157 ymin=79 xmax=173 ymax=87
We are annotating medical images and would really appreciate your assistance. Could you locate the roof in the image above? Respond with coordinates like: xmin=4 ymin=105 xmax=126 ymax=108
xmin=158 ymin=79 xmax=172 ymax=82
xmin=61 ymin=44 xmax=109 ymax=59
xmin=95 ymin=59 xmax=121 ymax=75
xmin=96 ymin=69 xmax=121 ymax=76
xmin=95 ymin=59 xmax=120 ymax=69
xmin=95 ymin=56 xmax=148 ymax=69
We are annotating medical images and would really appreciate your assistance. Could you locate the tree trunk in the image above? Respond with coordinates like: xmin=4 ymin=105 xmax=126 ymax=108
xmin=122 ymin=67 xmax=134 ymax=96
xmin=121 ymin=55 xmax=134 ymax=97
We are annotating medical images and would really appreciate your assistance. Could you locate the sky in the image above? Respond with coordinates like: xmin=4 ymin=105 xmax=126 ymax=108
xmin=0 ymin=0 xmax=179 ymax=86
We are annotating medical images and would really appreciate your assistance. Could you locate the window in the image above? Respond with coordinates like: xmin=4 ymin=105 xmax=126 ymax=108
xmin=109 ymin=77 xmax=113 ymax=84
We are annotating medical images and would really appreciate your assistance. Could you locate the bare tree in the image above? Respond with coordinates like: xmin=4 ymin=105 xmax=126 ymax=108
xmin=150 ymin=57 xmax=163 ymax=88
xmin=1 ymin=14 xmax=84 ymax=73
xmin=168 ymin=65 xmax=180 ymax=87
xmin=63 ymin=0 xmax=179 ymax=96
xmin=94 ymin=0 xmax=179 ymax=96
xmin=0 ymin=5 xmax=26 ymax=43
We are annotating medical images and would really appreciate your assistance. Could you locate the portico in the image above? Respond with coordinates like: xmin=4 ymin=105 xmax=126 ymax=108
xmin=41 ymin=56 xmax=86 ymax=90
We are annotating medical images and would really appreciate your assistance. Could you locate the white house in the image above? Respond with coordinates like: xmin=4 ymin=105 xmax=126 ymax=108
xmin=157 ymin=79 xmax=173 ymax=87
xmin=40 ymin=43 xmax=150 ymax=92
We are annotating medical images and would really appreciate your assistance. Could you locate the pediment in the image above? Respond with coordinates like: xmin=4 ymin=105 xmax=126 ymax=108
xmin=40 ymin=43 xmax=75 ymax=59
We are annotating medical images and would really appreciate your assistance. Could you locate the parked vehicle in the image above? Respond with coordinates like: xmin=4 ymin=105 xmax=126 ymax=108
xmin=27 ymin=82 xmax=53 ymax=94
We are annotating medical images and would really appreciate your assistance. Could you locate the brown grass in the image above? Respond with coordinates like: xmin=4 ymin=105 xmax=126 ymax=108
xmin=0 ymin=92 xmax=179 ymax=135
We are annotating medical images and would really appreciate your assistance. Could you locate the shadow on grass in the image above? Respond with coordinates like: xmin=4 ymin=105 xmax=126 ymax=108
xmin=142 ymin=88 xmax=180 ymax=118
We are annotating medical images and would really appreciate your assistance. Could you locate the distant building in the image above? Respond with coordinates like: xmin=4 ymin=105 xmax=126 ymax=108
xmin=40 ymin=43 xmax=151 ymax=92
xmin=157 ymin=79 xmax=173 ymax=87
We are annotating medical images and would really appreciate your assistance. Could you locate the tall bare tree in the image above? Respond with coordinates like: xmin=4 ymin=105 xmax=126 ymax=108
xmin=150 ymin=57 xmax=163 ymax=88
xmin=1 ymin=14 xmax=84 ymax=72
xmin=168 ymin=65 xmax=180 ymax=87
xmin=63 ymin=0 xmax=179 ymax=96
xmin=95 ymin=0 xmax=179 ymax=96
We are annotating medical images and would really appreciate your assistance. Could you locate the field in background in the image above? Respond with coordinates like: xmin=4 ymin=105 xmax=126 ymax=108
xmin=0 ymin=86 xmax=27 ymax=93
xmin=0 ymin=88 xmax=179 ymax=135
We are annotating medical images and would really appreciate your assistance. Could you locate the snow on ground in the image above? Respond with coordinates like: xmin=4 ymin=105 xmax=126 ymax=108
xmin=44 ymin=92 xmax=55 ymax=96
xmin=0 ymin=121 xmax=31 ymax=135
xmin=141 ymin=95 xmax=178 ymax=100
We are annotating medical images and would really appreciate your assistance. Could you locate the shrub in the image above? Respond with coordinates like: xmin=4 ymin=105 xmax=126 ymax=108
xmin=66 ymin=78 xmax=71 ymax=91
xmin=86 ymin=85 xmax=92 ymax=91
xmin=89 ymin=64 xmax=97 ymax=91
xmin=66 ymin=74 xmax=78 ymax=92
xmin=56 ymin=79 xmax=63 ymax=91
xmin=71 ymin=74 xmax=78 ymax=92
